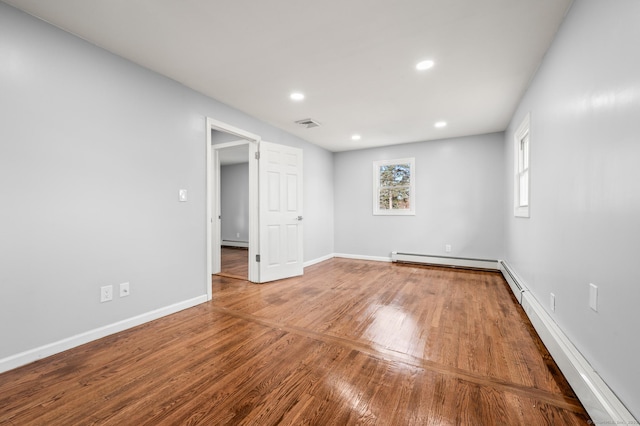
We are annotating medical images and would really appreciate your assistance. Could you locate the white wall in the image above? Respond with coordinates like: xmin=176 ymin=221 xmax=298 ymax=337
xmin=302 ymin=140 xmax=335 ymax=262
xmin=221 ymin=163 xmax=249 ymax=243
xmin=0 ymin=3 xmax=334 ymax=362
xmin=334 ymin=133 xmax=504 ymax=259
xmin=504 ymin=0 xmax=640 ymax=418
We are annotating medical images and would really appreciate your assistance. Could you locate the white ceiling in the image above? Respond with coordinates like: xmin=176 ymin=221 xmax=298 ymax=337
xmin=4 ymin=0 xmax=572 ymax=152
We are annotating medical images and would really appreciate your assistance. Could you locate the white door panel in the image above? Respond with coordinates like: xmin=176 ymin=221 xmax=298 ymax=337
xmin=259 ymin=141 xmax=303 ymax=282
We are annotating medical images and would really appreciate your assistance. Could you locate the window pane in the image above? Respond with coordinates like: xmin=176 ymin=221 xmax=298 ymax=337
xmin=521 ymin=134 xmax=529 ymax=169
xmin=379 ymin=189 xmax=391 ymax=210
xmin=513 ymin=113 xmax=530 ymax=217
xmin=519 ymin=171 xmax=529 ymax=206
xmin=379 ymin=187 xmax=411 ymax=210
xmin=518 ymin=143 xmax=523 ymax=171
xmin=391 ymin=188 xmax=410 ymax=209
xmin=379 ymin=164 xmax=410 ymax=187
xmin=374 ymin=158 xmax=415 ymax=215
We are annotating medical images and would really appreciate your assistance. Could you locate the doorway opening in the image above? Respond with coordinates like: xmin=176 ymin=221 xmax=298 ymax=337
xmin=218 ymin=143 xmax=249 ymax=280
xmin=206 ymin=118 xmax=260 ymax=300
xmin=205 ymin=118 xmax=305 ymax=299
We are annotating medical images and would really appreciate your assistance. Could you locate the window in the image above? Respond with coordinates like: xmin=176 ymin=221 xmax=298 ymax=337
xmin=514 ymin=113 xmax=530 ymax=217
xmin=373 ymin=158 xmax=415 ymax=215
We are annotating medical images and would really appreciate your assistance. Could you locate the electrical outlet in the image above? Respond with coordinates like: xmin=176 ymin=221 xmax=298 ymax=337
xmin=179 ymin=189 xmax=188 ymax=202
xmin=589 ymin=283 xmax=598 ymax=312
xmin=445 ymin=244 xmax=452 ymax=253
xmin=236 ymin=232 xmax=240 ymax=238
xmin=550 ymin=293 xmax=556 ymax=312
xmin=119 ymin=282 xmax=130 ymax=297
xmin=100 ymin=285 xmax=113 ymax=303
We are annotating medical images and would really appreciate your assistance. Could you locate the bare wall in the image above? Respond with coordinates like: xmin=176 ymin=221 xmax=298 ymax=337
xmin=0 ymin=2 xmax=334 ymax=361
xmin=221 ymin=163 xmax=249 ymax=243
xmin=334 ymin=133 xmax=505 ymax=260
xmin=503 ymin=0 xmax=640 ymax=417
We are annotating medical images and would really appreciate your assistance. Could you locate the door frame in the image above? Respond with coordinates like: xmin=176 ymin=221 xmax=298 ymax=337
xmin=206 ymin=118 xmax=260 ymax=300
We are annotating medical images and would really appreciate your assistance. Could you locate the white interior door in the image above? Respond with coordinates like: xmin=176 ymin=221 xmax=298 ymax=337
xmin=258 ymin=141 xmax=303 ymax=283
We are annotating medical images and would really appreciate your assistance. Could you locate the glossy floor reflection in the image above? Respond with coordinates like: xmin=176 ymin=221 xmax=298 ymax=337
xmin=219 ymin=246 xmax=248 ymax=280
xmin=0 ymin=258 xmax=590 ymax=425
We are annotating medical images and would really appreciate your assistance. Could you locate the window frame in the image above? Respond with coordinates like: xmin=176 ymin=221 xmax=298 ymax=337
xmin=372 ymin=157 xmax=415 ymax=216
xmin=514 ymin=113 xmax=530 ymax=218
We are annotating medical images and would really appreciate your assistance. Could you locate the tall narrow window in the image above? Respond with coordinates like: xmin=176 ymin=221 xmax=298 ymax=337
xmin=373 ymin=158 xmax=415 ymax=215
xmin=514 ymin=113 xmax=530 ymax=217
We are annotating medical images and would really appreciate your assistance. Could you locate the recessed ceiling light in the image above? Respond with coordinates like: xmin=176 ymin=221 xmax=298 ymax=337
xmin=290 ymin=92 xmax=305 ymax=101
xmin=434 ymin=121 xmax=447 ymax=128
xmin=351 ymin=134 xmax=361 ymax=141
xmin=416 ymin=60 xmax=435 ymax=71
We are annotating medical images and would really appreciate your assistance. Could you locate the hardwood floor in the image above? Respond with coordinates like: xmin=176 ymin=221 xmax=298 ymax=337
xmin=0 ymin=258 xmax=590 ymax=425
xmin=219 ymin=246 xmax=248 ymax=280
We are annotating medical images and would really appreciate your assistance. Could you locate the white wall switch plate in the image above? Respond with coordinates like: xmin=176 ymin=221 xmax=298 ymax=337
xmin=100 ymin=285 xmax=113 ymax=303
xmin=179 ymin=189 xmax=188 ymax=202
xmin=119 ymin=282 xmax=130 ymax=297
xmin=589 ymin=283 xmax=598 ymax=312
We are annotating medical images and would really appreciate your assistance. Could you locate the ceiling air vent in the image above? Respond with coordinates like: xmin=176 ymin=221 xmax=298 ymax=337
xmin=295 ymin=118 xmax=321 ymax=129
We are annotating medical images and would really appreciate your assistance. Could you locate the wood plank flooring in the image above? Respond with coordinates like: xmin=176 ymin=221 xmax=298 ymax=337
xmin=0 ymin=258 xmax=590 ymax=425
xmin=219 ymin=246 xmax=248 ymax=280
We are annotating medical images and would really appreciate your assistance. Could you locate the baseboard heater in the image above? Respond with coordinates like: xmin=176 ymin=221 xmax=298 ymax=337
xmin=498 ymin=260 xmax=527 ymax=304
xmin=221 ymin=240 xmax=249 ymax=248
xmin=391 ymin=252 xmax=499 ymax=271
xmin=500 ymin=260 xmax=637 ymax=423
xmin=393 ymin=254 xmax=637 ymax=422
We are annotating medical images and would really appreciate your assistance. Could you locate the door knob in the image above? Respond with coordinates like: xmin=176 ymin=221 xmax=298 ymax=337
xmin=296 ymin=216 xmax=303 ymax=221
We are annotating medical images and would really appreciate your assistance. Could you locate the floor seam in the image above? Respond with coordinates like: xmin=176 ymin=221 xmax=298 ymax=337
xmin=209 ymin=304 xmax=584 ymax=414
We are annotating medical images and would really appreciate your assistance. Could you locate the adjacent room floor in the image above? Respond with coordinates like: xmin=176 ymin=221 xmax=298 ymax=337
xmin=0 ymin=258 xmax=590 ymax=425
xmin=219 ymin=246 xmax=248 ymax=280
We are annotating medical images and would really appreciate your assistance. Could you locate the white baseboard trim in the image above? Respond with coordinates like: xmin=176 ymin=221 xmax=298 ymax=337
xmin=221 ymin=240 xmax=249 ymax=248
xmin=0 ymin=294 xmax=208 ymax=374
xmin=333 ymin=253 xmax=392 ymax=262
xmin=500 ymin=261 xmax=636 ymax=424
xmin=304 ymin=253 xmax=334 ymax=268
xmin=391 ymin=252 xmax=499 ymax=271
